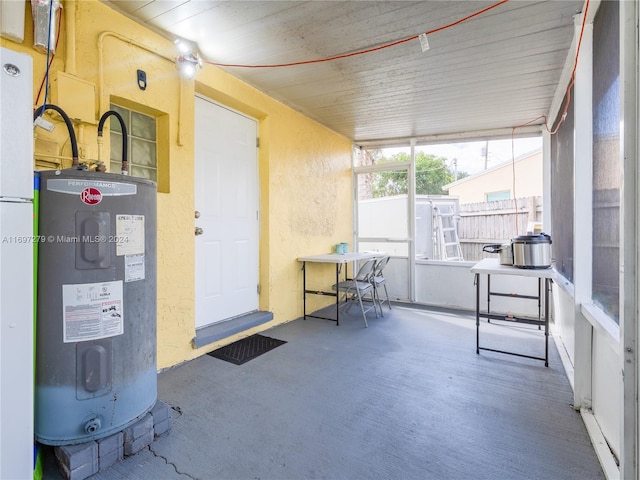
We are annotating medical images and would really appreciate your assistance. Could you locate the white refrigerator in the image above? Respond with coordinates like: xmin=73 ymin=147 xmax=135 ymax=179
xmin=0 ymin=47 xmax=35 ymax=479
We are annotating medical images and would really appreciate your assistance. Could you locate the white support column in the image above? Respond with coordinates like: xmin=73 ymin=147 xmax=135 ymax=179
xmin=542 ymin=129 xmax=551 ymax=234
xmin=409 ymin=139 xmax=416 ymax=303
xmin=572 ymin=16 xmax=594 ymax=412
xmin=620 ymin=1 xmax=639 ymax=478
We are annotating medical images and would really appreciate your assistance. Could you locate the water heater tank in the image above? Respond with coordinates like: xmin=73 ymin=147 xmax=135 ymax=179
xmin=35 ymin=170 xmax=157 ymax=445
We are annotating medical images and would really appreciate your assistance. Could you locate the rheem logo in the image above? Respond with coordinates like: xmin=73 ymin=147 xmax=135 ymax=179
xmin=80 ymin=187 xmax=102 ymax=205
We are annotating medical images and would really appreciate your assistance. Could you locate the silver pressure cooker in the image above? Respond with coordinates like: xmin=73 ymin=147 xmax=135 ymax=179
xmin=482 ymin=243 xmax=513 ymax=266
xmin=511 ymin=233 xmax=552 ymax=269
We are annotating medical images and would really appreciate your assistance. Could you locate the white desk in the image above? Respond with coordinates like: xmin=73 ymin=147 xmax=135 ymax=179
xmin=471 ymin=258 xmax=556 ymax=366
xmin=298 ymin=252 xmax=380 ymax=325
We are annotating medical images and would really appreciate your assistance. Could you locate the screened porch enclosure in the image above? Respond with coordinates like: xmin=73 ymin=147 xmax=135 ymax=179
xmin=352 ymin=142 xmax=546 ymax=318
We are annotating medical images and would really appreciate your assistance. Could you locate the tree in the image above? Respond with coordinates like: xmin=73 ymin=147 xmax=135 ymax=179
xmin=371 ymin=151 xmax=466 ymax=197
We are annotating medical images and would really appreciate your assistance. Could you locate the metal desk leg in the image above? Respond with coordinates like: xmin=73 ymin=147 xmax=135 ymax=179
xmin=475 ymin=273 xmax=480 ymax=354
xmin=544 ymin=278 xmax=550 ymax=367
xmin=302 ymin=262 xmax=307 ymax=319
xmin=537 ymin=278 xmax=542 ymax=330
xmin=486 ymin=274 xmax=491 ymax=323
xmin=335 ymin=263 xmax=340 ymax=326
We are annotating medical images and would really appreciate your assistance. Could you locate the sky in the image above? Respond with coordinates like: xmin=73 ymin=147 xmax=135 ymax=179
xmin=416 ymin=137 xmax=542 ymax=176
xmin=379 ymin=137 xmax=543 ymax=176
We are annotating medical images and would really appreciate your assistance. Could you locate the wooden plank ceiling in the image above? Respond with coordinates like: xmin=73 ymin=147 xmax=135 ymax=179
xmin=103 ymin=1 xmax=584 ymax=145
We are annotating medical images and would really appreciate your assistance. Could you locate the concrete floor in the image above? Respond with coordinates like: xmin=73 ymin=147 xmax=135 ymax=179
xmin=43 ymin=304 xmax=605 ymax=480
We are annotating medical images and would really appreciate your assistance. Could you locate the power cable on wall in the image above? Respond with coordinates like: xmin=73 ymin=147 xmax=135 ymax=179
xmin=203 ymin=0 xmax=586 ymax=237
xmin=205 ymin=0 xmax=511 ymax=68
xmin=34 ymin=1 xmax=62 ymax=108
xmin=42 ymin=0 xmax=54 ymax=109
xmin=203 ymin=0 xmax=516 ymax=234
xmin=508 ymin=0 xmax=590 ymax=234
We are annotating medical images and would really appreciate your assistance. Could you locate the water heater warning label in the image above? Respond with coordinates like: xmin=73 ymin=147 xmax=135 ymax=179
xmin=62 ymin=281 xmax=124 ymax=343
xmin=116 ymin=214 xmax=145 ymax=256
xmin=125 ymin=254 xmax=145 ymax=282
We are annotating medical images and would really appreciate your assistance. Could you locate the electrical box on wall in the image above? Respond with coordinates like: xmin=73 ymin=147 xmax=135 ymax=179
xmin=0 ymin=0 xmax=26 ymax=43
xmin=50 ymin=71 xmax=97 ymax=124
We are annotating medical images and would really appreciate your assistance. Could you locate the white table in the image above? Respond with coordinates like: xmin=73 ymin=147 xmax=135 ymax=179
xmin=471 ymin=258 xmax=556 ymax=366
xmin=298 ymin=252 xmax=380 ymax=325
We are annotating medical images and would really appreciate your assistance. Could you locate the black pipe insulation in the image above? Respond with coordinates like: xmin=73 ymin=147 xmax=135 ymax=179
xmin=98 ymin=110 xmax=129 ymax=175
xmin=33 ymin=104 xmax=80 ymax=167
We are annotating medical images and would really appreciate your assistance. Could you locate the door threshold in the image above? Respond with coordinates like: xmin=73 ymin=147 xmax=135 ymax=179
xmin=192 ymin=311 xmax=274 ymax=349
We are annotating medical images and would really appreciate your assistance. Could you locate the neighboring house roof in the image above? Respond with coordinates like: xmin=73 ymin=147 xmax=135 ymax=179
xmin=442 ymin=148 xmax=542 ymax=192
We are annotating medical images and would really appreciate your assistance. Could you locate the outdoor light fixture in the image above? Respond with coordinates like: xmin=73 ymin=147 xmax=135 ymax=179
xmin=174 ymin=39 xmax=203 ymax=79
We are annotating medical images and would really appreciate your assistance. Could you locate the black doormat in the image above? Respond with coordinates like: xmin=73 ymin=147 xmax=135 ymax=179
xmin=207 ymin=334 xmax=287 ymax=365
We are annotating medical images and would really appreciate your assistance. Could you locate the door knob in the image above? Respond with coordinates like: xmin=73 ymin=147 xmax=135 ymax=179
xmin=195 ymin=210 xmax=201 ymax=218
xmin=195 ymin=227 xmax=203 ymax=236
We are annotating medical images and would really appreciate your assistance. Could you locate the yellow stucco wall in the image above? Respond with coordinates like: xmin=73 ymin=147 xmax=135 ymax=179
xmin=2 ymin=0 xmax=353 ymax=369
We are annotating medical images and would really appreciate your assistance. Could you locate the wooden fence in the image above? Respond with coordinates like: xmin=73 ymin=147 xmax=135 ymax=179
xmin=457 ymin=196 xmax=543 ymax=262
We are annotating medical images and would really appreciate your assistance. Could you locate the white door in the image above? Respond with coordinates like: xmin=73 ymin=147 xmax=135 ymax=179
xmin=194 ymin=97 xmax=259 ymax=328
